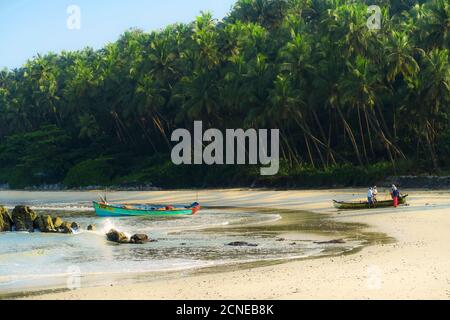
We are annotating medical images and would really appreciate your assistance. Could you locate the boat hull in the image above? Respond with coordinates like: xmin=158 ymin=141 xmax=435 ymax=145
xmin=93 ymin=201 xmax=200 ymax=217
xmin=333 ymin=195 xmax=408 ymax=210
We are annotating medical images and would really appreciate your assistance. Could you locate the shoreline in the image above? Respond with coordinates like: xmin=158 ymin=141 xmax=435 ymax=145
xmin=4 ymin=174 xmax=450 ymax=192
xmin=1 ymin=205 xmax=380 ymax=299
xmin=6 ymin=188 xmax=450 ymax=300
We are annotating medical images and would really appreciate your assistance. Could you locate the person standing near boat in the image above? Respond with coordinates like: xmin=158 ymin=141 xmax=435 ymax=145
xmin=372 ymin=186 xmax=378 ymax=202
xmin=367 ymin=187 xmax=374 ymax=207
xmin=391 ymin=185 xmax=400 ymax=208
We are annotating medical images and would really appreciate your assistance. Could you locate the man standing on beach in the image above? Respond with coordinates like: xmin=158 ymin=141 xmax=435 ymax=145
xmin=367 ymin=188 xmax=374 ymax=207
xmin=391 ymin=185 xmax=400 ymax=208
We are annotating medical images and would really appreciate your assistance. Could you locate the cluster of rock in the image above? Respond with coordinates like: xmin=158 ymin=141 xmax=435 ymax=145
xmin=0 ymin=205 xmax=94 ymax=234
xmin=227 ymin=241 xmax=258 ymax=247
xmin=313 ymin=239 xmax=346 ymax=244
xmin=106 ymin=229 xmax=152 ymax=245
xmin=1 ymin=205 xmax=152 ymax=246
xmin=0 ymin=206 xmax=12 ymax=232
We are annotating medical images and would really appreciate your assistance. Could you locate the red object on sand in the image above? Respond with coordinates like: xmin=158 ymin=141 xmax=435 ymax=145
xmin=393 ymin=197 xmax=399 ymax=207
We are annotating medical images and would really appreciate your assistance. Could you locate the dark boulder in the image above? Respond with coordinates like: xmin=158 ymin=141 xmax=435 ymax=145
xmin=129 ymin=234 xmax=149 ymax=244
xmin=227 ymin=241 xmax=258 ymax=247
xmin=12 ymin=206 xmax=38 ymax=232
xmin=313 ymin=239 xmax=346 ymax=244
xmin=87 ymin=224 xmax=96 ymax=231
xmin=0 ymin=206 xmax=13 ymax=232
xmin=70 ymin=222 xmax=80 ymax=231
xmin=57 ymin=222 xmax=73 ymax=234
xmin=36 ymin=215 xmax=57 ymax=233
xmin=52 ymin=217 xmax=63 ymax=229
xmin=106 ymin=229 xmax=129 ymax=244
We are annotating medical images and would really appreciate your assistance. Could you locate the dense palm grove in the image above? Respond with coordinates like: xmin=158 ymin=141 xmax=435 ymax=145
xmin=0 ymin=0 xmax=449 ymax=188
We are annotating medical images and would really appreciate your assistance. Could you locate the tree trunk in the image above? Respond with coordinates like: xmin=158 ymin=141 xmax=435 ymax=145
xmin=304 ymin=134 xmax=315 ymax=168
xmin=311 ymin=108 xmax=336 ymax=166
xmin=364 ymin=108 xmax=374 ymax=156
xmin=425 ymin=123 xmax=439 ymax=171
xmin=357 ymin=106 xmax=369 ymax=164
xmin=336 ymin=105 xmax=363 ymax=166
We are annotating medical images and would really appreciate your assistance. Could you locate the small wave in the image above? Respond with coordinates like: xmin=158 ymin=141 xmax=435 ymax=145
xmin=3 ymin=204 xmax=93 ymax=212
xmin=0 ymin=259 xmax=216 ymax=284
xmin=230 ymin=213 xmax=282 ymax=227
xmin=0 ymin=248 xmax=324 ymax=286
xmin=32 ymin=205 xmax=93 ymax=212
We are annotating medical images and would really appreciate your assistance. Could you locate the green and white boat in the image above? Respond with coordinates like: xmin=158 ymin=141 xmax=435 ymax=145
xmin=93 ymin=201 xmax=201 ymax=217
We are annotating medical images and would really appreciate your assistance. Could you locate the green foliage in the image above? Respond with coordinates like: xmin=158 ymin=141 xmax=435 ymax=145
xmin=0 ymin=0 xmax=449 ymax=188
xmin=0 ymin=125 xmax=71 ymax=188
xmin=113 ymin=154 xmax=260 ymax=188
xmin=258 ymin=161 xmax=417 ymax=188
xmin=63 ymin=157 xmax=116 ymax=187
xmin=437 ymin=129 xmax=450 ymax=160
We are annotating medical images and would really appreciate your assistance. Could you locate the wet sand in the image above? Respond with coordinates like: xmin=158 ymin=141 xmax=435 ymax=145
xmin=16 ymin=189 xmax=450 ymax=300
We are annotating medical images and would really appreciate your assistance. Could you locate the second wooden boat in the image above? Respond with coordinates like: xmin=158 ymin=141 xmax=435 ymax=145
xmin=333 ymin=195 xmax=408 ymax=210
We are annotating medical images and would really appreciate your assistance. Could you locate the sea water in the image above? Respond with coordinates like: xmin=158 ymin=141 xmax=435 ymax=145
xmin=0 ymin=191 xmax=370 ymax=295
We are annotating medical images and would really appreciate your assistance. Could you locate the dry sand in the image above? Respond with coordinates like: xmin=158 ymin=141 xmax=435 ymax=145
xmin=25 ymin=189 xmax=450 ymax=300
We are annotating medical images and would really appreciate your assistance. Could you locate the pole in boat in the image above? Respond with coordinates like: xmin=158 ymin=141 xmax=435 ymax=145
xmin=98 ymin=188 xmax=107 ymax=203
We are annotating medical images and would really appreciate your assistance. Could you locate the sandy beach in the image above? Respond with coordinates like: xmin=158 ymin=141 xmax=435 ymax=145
xmin=18 ymin=188 xmax=450 ymax=300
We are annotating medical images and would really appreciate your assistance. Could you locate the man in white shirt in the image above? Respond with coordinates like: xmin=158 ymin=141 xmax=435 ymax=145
xmin=373 ymin=186 xmax=378 ymax=202
xmin=367 ymin=188 xmax=374 ymax=207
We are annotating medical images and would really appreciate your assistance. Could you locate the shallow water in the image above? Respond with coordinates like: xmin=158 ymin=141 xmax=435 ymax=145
xmin=0 ymin=191 xmax=386 ymax=296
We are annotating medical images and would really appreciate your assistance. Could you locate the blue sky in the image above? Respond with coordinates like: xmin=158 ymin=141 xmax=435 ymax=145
xmin=0 ymin=0 xmax=237 ymax=69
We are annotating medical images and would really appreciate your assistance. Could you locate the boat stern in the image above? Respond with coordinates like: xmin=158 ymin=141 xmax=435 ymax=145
xmin=190 ymin=202 xmax=201 ymax=215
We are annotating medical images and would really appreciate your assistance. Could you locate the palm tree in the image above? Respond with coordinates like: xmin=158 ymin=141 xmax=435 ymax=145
xmin=419 ymin=0 xmax=450 ymax=50
xmin=1 ymin=0 xmax=450 ymax=186
xmin=406 ymin=48 xmax=450 ymax=169
xmin=226 ymin=0 xmax=288 ymax=29
xmin=383 ymin=31 xmax=421 ymax=84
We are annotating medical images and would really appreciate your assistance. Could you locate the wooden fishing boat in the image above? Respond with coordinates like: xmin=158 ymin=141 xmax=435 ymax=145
xmin=93 ymin=201 xmax=201 ymax=217
xmin=333 ymin=195 xmax=408 ymax=210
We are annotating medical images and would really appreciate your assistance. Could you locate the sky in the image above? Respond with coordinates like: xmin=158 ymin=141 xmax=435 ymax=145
xmin=0 ymin=0 xmax=237 ymax=69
